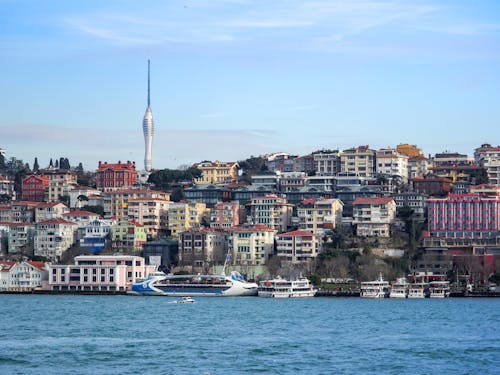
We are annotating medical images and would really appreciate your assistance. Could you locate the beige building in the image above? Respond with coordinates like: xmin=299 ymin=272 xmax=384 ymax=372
xmin=313 ymin=150 xmax=341 ymax=176
xmin=103 ymin=189 xmax=170 ymax=221
xmin=353 ymin=197 xmax=396 ymax=237
xmin=276 ymin=230 xmax=323 ymax=264
xmin=248 ymin=194 xmax=293 ymax=232
xmin=192 ymin=160 xmax=239 ymax=185
xmin=167 ymin=202 xmax=207 ymax=237
xmin=296 ymin=198 xmax=343 ymax=235
xmin=35 ymin=202 xmax=70 ymax=223
xmin=408 ymin=155 xmax=429 ymax=179
xmin=227 ymin=225 xmax=276 ymax=266
xmin=127 ymin=197 xmax=170 ymax=239
xmin=340 ymin=145 xmax=376 ymax=178
xmin=474 ymin=143 xmax=500 ymax=185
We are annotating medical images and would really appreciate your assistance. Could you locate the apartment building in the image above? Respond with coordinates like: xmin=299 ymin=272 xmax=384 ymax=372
xmin=178 ymin=228 xmax=227 ymax=271
xmin=296 ymin=198 xmax=343 ymax=235
xmin=167 ymin=202 xmax=207 ymax=237
xmin=276 ymin=230 xmax=322 ymax=264
xmin=127 ymin=197 xmax=170 ymax=239
xmin=34 ymin=218 xmax=77 ymax=261
xmin=376 ymin=148 xmax=409 ymax=182
xmin=248 ymin=194 xmax=293 ymax=232
xmin=192 ymin=160 xmax=239 ymax=185
xmin=353 ymin=197 xmax=396 ymax=237
xmin=340 ymin=145 xmax=376 ymax=179
xmin=210 ymin=201 xmax=245 ymax=229
xmin=226 ymin=225 xmax=276 ymax=266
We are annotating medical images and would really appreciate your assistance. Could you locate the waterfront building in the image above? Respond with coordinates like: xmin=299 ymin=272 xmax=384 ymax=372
xmin=313 ymin=150 xmax=341 ymax=176
xmin=226 ymin=225 xmax=276 ymax=266
xmin=127 ymin=197 xmax=170 ymax=239
xmin=0 ymin=261 xmax=46 ymax=292
xmin=340 ymin=145 xmax=376 ymax=179
xmin=375 ymin=148 xmax=409 ymax=183
xmin=178 ymin=228 xmax=227 ymax=272
xmin=21 ymin=175 xmax=49 ymax=201
xmin=192 ymin=160 xmax=239 ymax=185
xmin=167 ymin=201 xmax=207 ymax=237
xmin=210 ymin=201 xmax=245 ymax=229
xmin=7 ymin=223 xmax=35 ymax=255
xmin=111 ymin=220 xmax=147 ymax=251
xmin=45 ymin=255 xmax=155 ymax=292
xmin=248 ymin=194 xmax=293 ymax=232
xmin=427 ymin=193 xmax=500 ymax=239
xmin=103 ymin=188 xmax=170 ymax=221
xmin=474 ymin=143 xmax=500 ymax=185
xmin=353 ymin=197 xmax=396 ymax=237
xmin=143 ymin=60 xmax=154 ymax=172
xmin=34 ymin=218 xmax=77 ymax=261
xmin=295 ymin=198 xmax=344 ymax=235
xmin=96 ymin=161 xmax=138 ymax=192
xmin=276 ymin=230 xmax=323 ymax=264
xmin=35 ymin=202 xmax=69 ymax=223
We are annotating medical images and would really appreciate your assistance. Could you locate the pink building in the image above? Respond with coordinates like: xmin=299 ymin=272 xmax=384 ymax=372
xmin=210 ymin=201 xmax=245 ymax=229
xmin=45 ymin=255 xmax=155 ymax=292
xmin=428 ymin=193 xmax=500 ymax=239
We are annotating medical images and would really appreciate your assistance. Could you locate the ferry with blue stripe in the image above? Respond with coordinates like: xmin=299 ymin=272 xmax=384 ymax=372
xmin=130 ymin=270 xmax=258 ymax=297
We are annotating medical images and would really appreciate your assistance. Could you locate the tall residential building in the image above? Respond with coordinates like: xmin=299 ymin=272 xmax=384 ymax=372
xmin=353 ymin=197 xmax=396 ymax=237
xmin=375 ymin=148 xmax=409 ymax=182
xmin=296 ymin=198 xmax=344 ymax=235
xmin=474 ymin=143 xmax=500 ymax=185
xmin=248 ymin=194 xmax=293 ymax=232
xmin=313 ymin=150 xmax=341 ymax=176
xmin=340 ymin=145 xmax=376 ymax=179
xmin=143 ymin=59 xmax=154 ymax=172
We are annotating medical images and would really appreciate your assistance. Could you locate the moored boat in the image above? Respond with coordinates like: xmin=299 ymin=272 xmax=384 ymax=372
xmin=390 ymin=277 xmax=410 ymax=298
xmin=258 ymin=276 xmax=317 ymax=298
xmin=360 ymin=273 xmax=390 ymax=298
xmin=429 ymin=281 xmax=450 ymax=298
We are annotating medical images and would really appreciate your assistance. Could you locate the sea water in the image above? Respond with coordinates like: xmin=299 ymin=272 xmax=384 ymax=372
xmin=0 ymin=295 xmax=499 ymax=374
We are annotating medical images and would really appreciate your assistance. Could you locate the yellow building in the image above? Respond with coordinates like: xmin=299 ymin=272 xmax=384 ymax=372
xmin=103 ymin=189 xmax=170 ymax=221
xmin=111 ymin=220 xmax=147 ymax=251
xmin=396 ymin=143 xmax=424 ymax=158
xmin=296 ymin=198 xmax=344 ymax=235
xmin=167 ymin=202 xmax=207 ymax=237
xmin=192 ymin=160 xmax=239 ymax=185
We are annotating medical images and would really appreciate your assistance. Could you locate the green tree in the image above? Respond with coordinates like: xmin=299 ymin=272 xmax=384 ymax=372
xmin=148 ymin=168 xmax=201 ymax=190
xmin=81 ymin=205 xmax=104 ymax=216
xmin=33 ymin=157 xmax=39 ymax=172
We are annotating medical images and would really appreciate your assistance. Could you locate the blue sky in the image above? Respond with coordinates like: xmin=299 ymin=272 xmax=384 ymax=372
xmin=1 ymin=0 xmax=499 ymax=170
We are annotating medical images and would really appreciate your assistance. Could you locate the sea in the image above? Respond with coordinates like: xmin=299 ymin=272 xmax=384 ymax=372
xmin=0 ymin=295 xmax=499 ymax=375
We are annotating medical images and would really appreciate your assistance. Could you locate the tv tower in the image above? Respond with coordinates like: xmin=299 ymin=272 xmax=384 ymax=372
xmin=143 ymin=59 xmax=154 ymax=171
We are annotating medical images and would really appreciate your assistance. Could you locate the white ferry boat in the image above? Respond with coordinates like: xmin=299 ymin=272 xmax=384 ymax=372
xmin=360 ymin=273 xmax=390 ymax=298
xmin=407 ymin=283 xmax=430 ymax=298
xmin=429 ymin=281 xmax=450 ymax=298
xmin=390 ymin=277 xmax=410 ymax=298
xmin=130 ymin=271 xmax=258 ymax=297
xmin=257 ymin=276 xmax=317 ymax=298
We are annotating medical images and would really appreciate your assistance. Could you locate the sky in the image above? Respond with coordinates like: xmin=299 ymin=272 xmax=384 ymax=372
xmin=1 ymin=0 xmax=499 ymax=171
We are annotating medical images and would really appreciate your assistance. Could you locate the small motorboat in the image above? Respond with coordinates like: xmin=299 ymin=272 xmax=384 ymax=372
xmin=176 ymin=296 xmax=195 ymax=304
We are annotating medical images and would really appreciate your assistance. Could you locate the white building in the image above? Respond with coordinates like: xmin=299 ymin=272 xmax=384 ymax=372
xmin=80 ymin=218 xmax=115 ymax=252
xmin=376 ymin=148 xmax=409 ymax=182
xmin=68 ymin=188 xmax=102 ymax=209
xmin=34 ymin=218 xmax=77 ymax=261
xmin=0 ymin=261 xmax=46 ymax=291
xmin=35 ymin=202 xmax=70 ymax=223
xmin=474 ymin=143 xmax=500 ymax=185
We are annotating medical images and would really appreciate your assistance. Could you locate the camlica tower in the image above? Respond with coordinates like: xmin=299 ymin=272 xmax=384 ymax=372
xmin=143 ymin=59 xmax=154 ymax=171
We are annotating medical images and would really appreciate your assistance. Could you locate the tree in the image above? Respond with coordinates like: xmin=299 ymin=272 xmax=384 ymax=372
xmin=170 ymin=187 xmax=185 ymax=202
xmin=33 ymin=157 xmax=39 ymax=172
xmin=147 ymin=168 xmax=201 ymax=190
xmin=55 ymin=159 xmax=59 ymax=168
xmin=49 ymin=158 xmax=53 ymax=167
xmin=81 ymin=205 xmax=104 ymax=216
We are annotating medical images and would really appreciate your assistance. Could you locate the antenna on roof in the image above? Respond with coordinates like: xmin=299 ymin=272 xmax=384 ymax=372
xmin=147 ymin=59 xmax=151 ymax=107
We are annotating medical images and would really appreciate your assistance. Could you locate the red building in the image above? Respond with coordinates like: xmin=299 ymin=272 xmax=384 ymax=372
xmin=22 ymin=175 xmax=50 ymax=202
xmin=411 ymin=176 xmax=452 ymax=197
xmin=96 ymin=161 xmax=138 ymax=192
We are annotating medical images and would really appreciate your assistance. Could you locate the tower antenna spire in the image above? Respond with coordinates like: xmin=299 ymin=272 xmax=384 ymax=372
xmin=147 ymin=59 xmax=151 ymax=107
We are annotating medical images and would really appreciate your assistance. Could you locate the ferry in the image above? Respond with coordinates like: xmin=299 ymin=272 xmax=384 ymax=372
xmin=407 ymin=283 xmax=430 ymax=298
xmin=429 ymin=281 xmax=450 ymax=298
xmin=390 ymin=277 xmax=410 ymax=298
xmin=258 ymin=276 xmax=317 ymax=298
xmin=360 ymin=273 xmax=390 ymax=298
xmin=130 ymin=270 xmax=258 ymax=297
